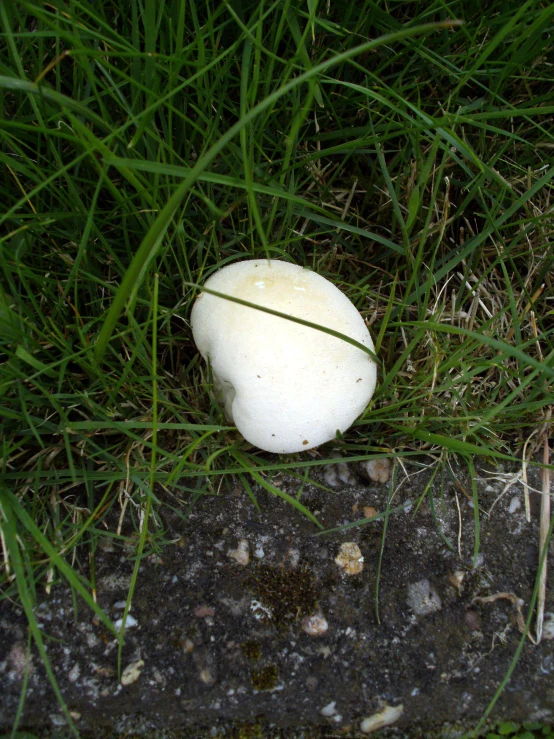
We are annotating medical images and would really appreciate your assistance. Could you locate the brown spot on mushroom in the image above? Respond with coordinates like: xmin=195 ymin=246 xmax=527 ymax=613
xmin=303 ymin=440 xmax=309 ymax=445
xmin=357 ymin=378 xmax=362 ymax=382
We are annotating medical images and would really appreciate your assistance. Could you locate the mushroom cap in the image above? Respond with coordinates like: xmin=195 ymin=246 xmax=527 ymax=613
xmin=191 ymin=259 xmax=377 ymax=453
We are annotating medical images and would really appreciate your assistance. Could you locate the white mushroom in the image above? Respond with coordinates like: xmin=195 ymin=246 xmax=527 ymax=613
xmin=191 ymin=260 xmax=377 ymax=454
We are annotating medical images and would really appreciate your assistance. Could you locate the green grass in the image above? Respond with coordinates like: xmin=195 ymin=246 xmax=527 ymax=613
xmin=1 ymin=0 xmax=554 ymax=735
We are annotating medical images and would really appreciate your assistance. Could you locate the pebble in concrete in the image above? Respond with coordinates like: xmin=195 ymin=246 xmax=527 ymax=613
xmin=360 ymin=703 xmax=404 ymax=734
xmin=407 ymin=579 xmax=442 ymax=616
xmin=228 ymin=539 xmax=250 ymax=566
xmin=121 ymin=659 xmax=144 ymax=686
xmin=335 ymin=542 xmax=364 ymax=575
xmin=301 ymin=614 xmax=329 ymax=636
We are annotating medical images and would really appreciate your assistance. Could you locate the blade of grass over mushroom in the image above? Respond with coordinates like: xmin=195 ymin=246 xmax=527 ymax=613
xmin=185 ymin=282 xmax=380 ymax=364
xmin=93 ymin=19 xmax=462 ymax=363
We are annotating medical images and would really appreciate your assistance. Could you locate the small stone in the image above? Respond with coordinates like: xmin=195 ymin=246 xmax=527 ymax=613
xmin=228 ymin=539 xmax=249 ymax=566
xmin=542 ymin=613 xmax=554 ymax=640
xmin=509 ymin=496 xmax=521 ymax=514
xmin=448 ymin=570 xmax=465 ymax=594
xmin=182 ymin=638 xmax=195 ymax=654
xmin=194 ymin=605 xmax=215 ymax=618
xmin=363 ymin=506 xmax=377 ymax=519
xmin=121 ymin=659 xmax=144 ymax=686
xmin=193 ymin=649 xmax=217 ymax=685
xmin=407 ymin=579 xmax=442 ymax=616
xmin=114 ymin=613 xmax=137 ymax=631
xmin=361 ymin=704 xmax=404 ymax=734
xmin=335 ymin=542 xmax=364 ymax=575
xmin=324 ymin=461 xmax=356 ymax=487
xmin=321 ymin=701 xmax=337 ymax=717
xmin=68 ymin=663 xmax=80 ymax=683
xmin=302 ymin=614 xmax=329 ymax=636
xmin=464 ymin=609 xmax=480 ymax=631
xmin=199 ymin=667 xmax=216 ymax=685
xmin=360 ymin=458 xmax=390 ymax=484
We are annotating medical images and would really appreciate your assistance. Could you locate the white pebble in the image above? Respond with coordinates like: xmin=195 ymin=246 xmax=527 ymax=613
xmin=335 ymin=542 xmax=364 ymax=575
xmin=121 ymin=659 xmax=144 ymax=686
xmin=228 ymin=539 xmax=250 ymax=566
xmin=542 ymin=613 xmax=554 ymax=640
xmin=321 ymin=701 xmax=337 ymax=717
xmin=324 ymin=462 xmax=356 ymax=487
xmin=302 ymin=614 xmax=329 ymax=636
xmin=361 ymin=458 xmax=390 ymax=484
xmin=361 ymin=704 xmax=404 ymax=734
xmin=68 ymin=663 xmax=80 ymax=683
xmin=509 ymin=496 xmax=521 ymax=514
xmin=407 ymin=579 xmax=441 ymax=616
xmin=114 ymin=614 xmax=137 ymax=631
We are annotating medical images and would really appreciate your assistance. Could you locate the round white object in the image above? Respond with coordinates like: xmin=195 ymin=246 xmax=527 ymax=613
xmin=190 ymin=259 xmax=377 ymax=453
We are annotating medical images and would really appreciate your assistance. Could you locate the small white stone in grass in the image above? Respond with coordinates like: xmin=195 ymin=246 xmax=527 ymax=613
xmin=68 ymin=663 xmax=80 ymax=683
xmin=321 ymin=701 xmax=337 ymax=717
xmin=335 ymin=542 xmax=364 ymax=575
xmin=542 ymin=613 xmax=554 ymax=640
xmin=360 ymin=704 xmax=404 ymax=734
xmin=407 ymin=579 xmax=442 ymax=616
xmin=301 ymin=614 xmax=329 ymax=636
xmin=114 ymin=613 xmax=137 ymax=631
xmin=360 ymin=458 xmax=390 ymax=484
xmin=324 ymin=462 xmax=357 ymax=488
xmin=228 ymin=538 xmax=249 ymax=566
xmin=121 ymin=659 xmax=144 ymax=686
xmin=509 ymin=496 xmax=521 ymax=514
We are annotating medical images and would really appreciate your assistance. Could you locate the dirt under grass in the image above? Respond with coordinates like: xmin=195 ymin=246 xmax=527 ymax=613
xmin=1 ymin=458 xmax=553 ymax=738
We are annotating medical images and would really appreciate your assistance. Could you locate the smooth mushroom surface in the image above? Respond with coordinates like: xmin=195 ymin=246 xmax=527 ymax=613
xmin=190 ymin=259 xmax=377 ymax=453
